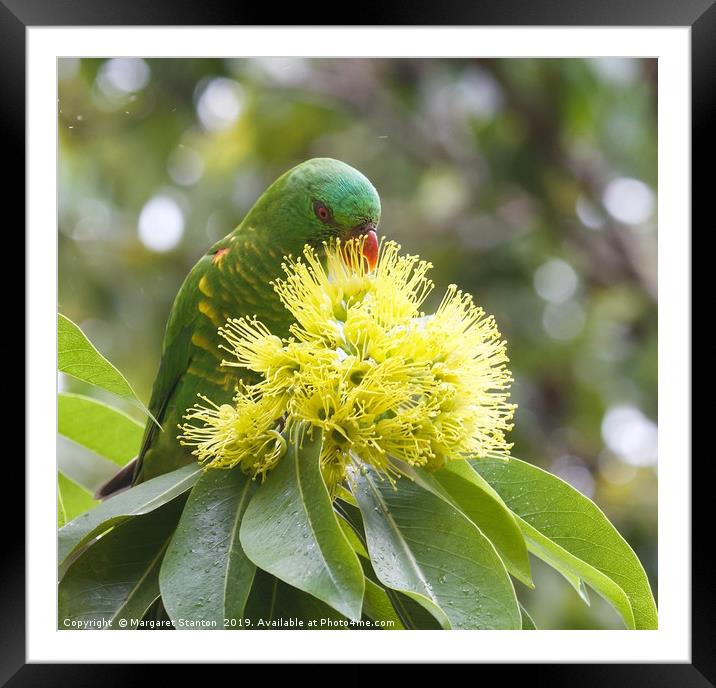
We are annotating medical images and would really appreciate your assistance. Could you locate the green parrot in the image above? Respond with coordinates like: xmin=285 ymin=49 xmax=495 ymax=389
xmin=98 ymin=158 xmax=381 ymax=497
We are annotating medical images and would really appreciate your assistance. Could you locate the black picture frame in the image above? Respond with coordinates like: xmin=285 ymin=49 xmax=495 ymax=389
xmin=8 ymin=0 xmax=706 ymax=682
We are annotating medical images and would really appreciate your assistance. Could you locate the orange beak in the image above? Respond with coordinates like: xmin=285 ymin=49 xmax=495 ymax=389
xmin=342 ymin=225 xmax=380 ymax=272
xmin=362 ymin=229 xmax=379 ymax=271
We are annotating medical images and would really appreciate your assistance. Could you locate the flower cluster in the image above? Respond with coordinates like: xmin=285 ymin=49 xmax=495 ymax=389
xmin=179 ymin=239 xmax=516 ymax=492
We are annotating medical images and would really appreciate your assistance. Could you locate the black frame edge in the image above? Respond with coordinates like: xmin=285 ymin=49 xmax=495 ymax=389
xmin=2 ymin=0 xmax=27 ymax=685
xmin=0 ymin=0 xmax=714 ymax=26
xmin=691 ymin=2 xmax=715 ymax=685
xmin=11 ymin=0 xmax=709 ymax=683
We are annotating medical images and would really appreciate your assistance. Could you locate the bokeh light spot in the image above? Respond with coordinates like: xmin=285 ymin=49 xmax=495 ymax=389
xmin=252 ymin=57 xmax=310 ymax=85
xmin=138 ymin=196 xmax=185 ymax=252
xmin=196 ymin=78 xmax=245 ymax=132
xmin=603 ymin=177 xmax=654 ymax=225
xmin=97 ymin=58 xmax=151 ymax=97
xmin=575 ymin=194 xmax=606 ymax=230
xmin=534 ymin=258 xmax=579 ymax=303
xmin=591 ymin=58 xmax=640 ymax=85
xmin=601 ymin=405 xmax=658 ymax=467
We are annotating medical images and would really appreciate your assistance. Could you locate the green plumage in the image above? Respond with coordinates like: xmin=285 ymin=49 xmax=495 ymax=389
xmin=130 ymin=158 xmax=381 ymax=485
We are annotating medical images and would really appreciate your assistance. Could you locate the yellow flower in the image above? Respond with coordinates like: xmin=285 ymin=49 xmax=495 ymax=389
xmin=179 ymin=238 xmax=516 ymax=492
xmin=178 ymin=388 xmax=287 ymax=478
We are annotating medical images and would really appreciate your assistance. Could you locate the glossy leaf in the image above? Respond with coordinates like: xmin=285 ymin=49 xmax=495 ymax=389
xmin=58 ymin=463 xmax=201 ymax=569
xmin=58 ymin=392 xmax=143 ymax=465
xmin=58 ymin=434 xmax=120 ymax=493
xmin=240 ymin=426 xmax=364 ymax=621
xmin=337 ymin=516 xmax=369 ymax=559
xmin=362 ymin=578 xmax=405 ymax=629
xmin=520 ymin=603 xmax=537 ymax=630
xmin=419 ymin=461 xmax=533 ymax=586
xmin=554 ymin=567 xmax=592 ymax=605
xmin=160 ymin=466 xmax=256 ymax=628
xmin=59 ymin=500 xmax=183 ymax=629
xmin=58 ymin=472 xmax=98 ymax=527
xmin=359 ymin=550 xmax=442 ymax=630
xmin=58 ymin=314 xmax=157 ymax=423
xmin=244 ymin=569 xmax=348 ymax=629
xmin=473 ymin=456 xmax=657 ymax=630
xmin=338 ymin=503 xmax=438 ymax=628
xmin=352 ymin=467 xmax=521 ymax=629
xmin=521 ymin=518 xmax=633 ymax=627
xmin=335 ymin=484 xmax=358 ymax=507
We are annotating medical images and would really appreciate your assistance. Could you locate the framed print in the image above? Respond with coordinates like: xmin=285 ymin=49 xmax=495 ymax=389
xmin=7 ymin=0 xmax=707 ymax=680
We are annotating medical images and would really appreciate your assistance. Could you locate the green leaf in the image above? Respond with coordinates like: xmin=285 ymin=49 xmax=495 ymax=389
xmin=337 ymin=502 xmax=439 ymax=628
xmin=58 ymin=463 xmax=201 ymax=570
xmin=473 ymin=456 xmax=657 ymax=630
xmin=59 ymin=500 xmax=184 ymax=629
xmin=58 ymin=314 xmax=157 ymax=424
xmin=159 ymin=466 xmax=257 ymax=628
xmin=240 ymin=425 xmax=365 ymax=621
xmin=520 ymin=603 xmax=537 ymax=630
xmin=359 ymin=548 xmax=442 ymax=630
xmin=553 ymin=567 xmax=591 ymax=605
xmin=58 ymin=435 xmax=120 ymax=493
xmin=244 ymin=569 xmax=348 ymax=629
xmin=58 ymin=472 xmax=98 ymax=527
xmin=419 ymin=461 xmax=533 ymax=587
xmin=58 ymin=393 xmax=143 ymax=465
xmin=520 ymin=519 xmax=633 ymax=627
xmin=335 ymin=484 xmax=358 ymax=507
xmin=337 ymin=515 xmax=369 ymax=559
xmin=336 ymin=513 xmax=409 ymax=629
xmin=352 ymin=467 xmax=521 ymax=630
xmin=363 ymin=578 xmax=405 ymax=629
xmin=388 ymin=589 xmax=443 ymax=630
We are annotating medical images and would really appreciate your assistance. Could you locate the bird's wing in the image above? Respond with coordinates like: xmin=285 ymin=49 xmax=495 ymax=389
xmin=131 ymin=255 xmax=212 ymax=483
xmin=131 ymin=230 xmax=285 ymax=485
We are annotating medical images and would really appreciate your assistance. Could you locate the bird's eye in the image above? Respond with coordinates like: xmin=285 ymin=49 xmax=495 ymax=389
xmin=314 ymin=201 xmax=331 ymax=223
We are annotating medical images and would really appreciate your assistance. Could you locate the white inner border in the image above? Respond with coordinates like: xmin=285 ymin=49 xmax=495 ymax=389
xmin=28 ymin=27 xmax=691 ymax=663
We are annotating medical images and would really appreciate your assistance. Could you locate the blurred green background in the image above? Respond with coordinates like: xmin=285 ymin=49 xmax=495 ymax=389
xmin=58 ymin=57 xmax=658 ymax=630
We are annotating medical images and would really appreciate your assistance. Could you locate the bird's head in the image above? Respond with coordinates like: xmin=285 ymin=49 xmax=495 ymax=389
xmin=246 ymin=158 xmax=381 ymax=269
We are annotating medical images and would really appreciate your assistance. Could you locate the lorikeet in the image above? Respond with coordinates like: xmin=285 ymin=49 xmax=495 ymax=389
xmin=98 ymin=158 xmax=381 ymax=496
